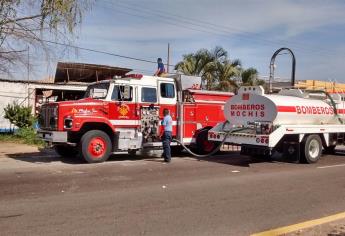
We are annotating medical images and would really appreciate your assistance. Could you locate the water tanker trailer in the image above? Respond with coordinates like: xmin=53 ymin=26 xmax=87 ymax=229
xmin=209 ymin=85 xmax=345 ymax=163
xmin=208 ymin=48 xmax=345 ymax=163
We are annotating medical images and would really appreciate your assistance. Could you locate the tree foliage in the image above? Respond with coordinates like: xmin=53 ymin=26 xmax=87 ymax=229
xmin=175 ymin=47 xmax=265 ymax=91
xmin=4 ymin=102 xmax=35 ymax=128
xmin=175 ymin=46 xmax=242 ymax=91
xmin=0 ymin=0 xmax=92 ymax=75
xmin=241 ymin=68 xmax=265 ymax=86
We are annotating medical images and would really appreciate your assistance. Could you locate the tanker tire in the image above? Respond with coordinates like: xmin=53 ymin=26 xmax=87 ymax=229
xmin=323 ymin=145 xmax=336 ymax=154
xmin=196 ymin=129 xmax=219 ymax=155
xmin=54 ymin=145 xmax=78 ymax=157
xmin=80 ymin=130 xmax=112 ymax=163
xmin=300 ymin=135 xmax=322 ymax=164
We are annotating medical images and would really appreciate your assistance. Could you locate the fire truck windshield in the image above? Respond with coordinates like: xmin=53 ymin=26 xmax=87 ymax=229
xmin=84 ymin=83 xmax=110 ymax=99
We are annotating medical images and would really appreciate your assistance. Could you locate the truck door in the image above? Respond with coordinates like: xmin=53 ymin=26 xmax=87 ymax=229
xmin=158 ymin=81 xmax=177 ymax=136
xmin=110 ymin=84 xmax=136 ymax=122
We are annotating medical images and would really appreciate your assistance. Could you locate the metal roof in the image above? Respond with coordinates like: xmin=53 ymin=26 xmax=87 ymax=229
xmin=54 ymin=62 xmax=132 ymax=83
xmin=0 ymin=77 xmax=85 ymax=86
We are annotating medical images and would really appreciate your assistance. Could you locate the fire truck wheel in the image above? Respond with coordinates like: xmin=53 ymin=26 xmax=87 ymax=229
xmin=80 ymin=130 xmax=112 ymax=163
xmin=301 ymin=135 xmax=322 ymax=164
xmin=196 ymin=129 xmax=218 ymax=154
xmin=54 ymin=145 xmax=78 ymax=157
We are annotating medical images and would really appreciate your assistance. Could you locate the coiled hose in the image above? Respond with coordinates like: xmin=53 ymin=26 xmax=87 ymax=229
xmin=172 ymin=121 xmax=249 ymax=158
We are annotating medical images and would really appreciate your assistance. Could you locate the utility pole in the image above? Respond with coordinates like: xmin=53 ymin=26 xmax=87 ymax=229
xmin=27 ymin=45 xmax=30 ymax=107
xmin=167 ymin=43 xmax=170 ymax=73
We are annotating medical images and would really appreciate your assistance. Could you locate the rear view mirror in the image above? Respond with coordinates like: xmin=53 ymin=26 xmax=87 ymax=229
xmin=91 ymin=88 xmax=107 ymax=98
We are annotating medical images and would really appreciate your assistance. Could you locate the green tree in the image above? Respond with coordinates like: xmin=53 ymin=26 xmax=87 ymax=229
xmin=175 ymin=46 xmax=232 ymax=90
xmin=0 ymin=0 xmax=92 ymax=75
xmin=241 ymin=67 xmax=265 ymax=86
xmin=175 ymin=46 xmax=261 ymax=91
xmin=4 ymin=102 xmax=35 ymax=128
xmin=215 ymin=59 xmax=241 ymax=92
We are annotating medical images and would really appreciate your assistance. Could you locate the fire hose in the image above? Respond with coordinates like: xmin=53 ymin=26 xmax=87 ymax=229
xmin=312 ymin=90 xmax=343 ymax=124
xmin=172 ymin=121 xmax=250 ymax=158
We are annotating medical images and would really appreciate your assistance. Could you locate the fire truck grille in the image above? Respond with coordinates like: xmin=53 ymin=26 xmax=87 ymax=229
xmin=39 ymin=105 xmax=58 ymax=130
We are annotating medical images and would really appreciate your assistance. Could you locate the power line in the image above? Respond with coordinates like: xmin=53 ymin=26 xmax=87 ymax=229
xmin=7 ymin=1 xmax=339 ymax=79
xmin=104 ymin=2 xmax=307 ymax=52
xmin=104 ymin=0 xmax=339 ymax=58
xmin=39 ymin=39 xmax=176 ymax=69
xmin=8 ymin=37 xmax=177 ymax=74
xmin=3 ymin=35 xmax=171 ymax=76
xmin=42 ymin=39 xmax=158 ymax=64
xmin=114 ymin=0 xmax=336 ymax=56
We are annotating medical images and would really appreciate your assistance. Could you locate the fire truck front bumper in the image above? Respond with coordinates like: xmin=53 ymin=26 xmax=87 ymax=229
xmin=37 ymin=130 xmax=68 ymax=143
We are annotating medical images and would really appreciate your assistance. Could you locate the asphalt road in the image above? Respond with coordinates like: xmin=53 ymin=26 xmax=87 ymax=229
xmin=1 ymin=143 xmax=345 ymax=235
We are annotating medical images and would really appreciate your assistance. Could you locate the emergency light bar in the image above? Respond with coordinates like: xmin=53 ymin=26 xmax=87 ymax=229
xmin=124 ymin=74 xmax=143 ymax=79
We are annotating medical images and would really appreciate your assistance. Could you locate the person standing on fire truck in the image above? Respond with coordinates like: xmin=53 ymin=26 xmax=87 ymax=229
xmin=154 ymin=58 xmax=166 ymax=77
xmin=161 ymin=108 xmax=172 ymax=162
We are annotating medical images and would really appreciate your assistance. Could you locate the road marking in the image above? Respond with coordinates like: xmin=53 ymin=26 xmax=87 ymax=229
xmin=251 ymin=211 xmax=345 ymax=236
xmin=317 ymin=163 xmax=345 ymax=169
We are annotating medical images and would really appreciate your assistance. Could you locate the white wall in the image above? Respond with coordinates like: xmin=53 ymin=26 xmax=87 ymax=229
xmin=0 ymin=81 xmax=28 ymax=131
xmin=0 ymin=81 xmax=87 ymax=131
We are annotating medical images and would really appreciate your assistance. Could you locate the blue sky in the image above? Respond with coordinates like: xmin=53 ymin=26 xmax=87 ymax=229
xmin=36 ymin=0 xmax=345 ymax=82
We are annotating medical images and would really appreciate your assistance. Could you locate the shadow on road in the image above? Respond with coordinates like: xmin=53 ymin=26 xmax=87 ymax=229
xmin=193 ymin=151 xmax=296 ymax=167
xmin=331 ymin=149 xmax=345 ymax=156
xmin=5 ymin=147 xmax=304 ymax=167
xmin=6 ymin=149 xmax=84 ymax=164
xmin=5 ymin=148 xmax=166 ymax=165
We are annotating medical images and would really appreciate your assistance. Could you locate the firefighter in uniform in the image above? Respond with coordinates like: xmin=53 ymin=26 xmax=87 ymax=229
xmin=161 ymin=108 xmax=172 ymax=162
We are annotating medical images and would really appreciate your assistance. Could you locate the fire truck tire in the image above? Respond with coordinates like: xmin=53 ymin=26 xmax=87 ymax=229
xmin=196 ymin=129 xmax=219 ymax=154
xmin=54 ymin=145 xmax=78 ymax=157
xmin=300 ymin=135 xmax=322 ymax=164
xmin=80 ymin=130 xmax=112 ymax=163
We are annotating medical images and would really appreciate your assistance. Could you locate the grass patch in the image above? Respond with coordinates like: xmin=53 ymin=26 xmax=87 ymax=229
xmin=0 ymin=128 xmax=45 ymax=147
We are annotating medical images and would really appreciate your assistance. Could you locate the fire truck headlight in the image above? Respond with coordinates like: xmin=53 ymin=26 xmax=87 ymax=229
xmin=64 ymin=117 xmax=73 ymax=129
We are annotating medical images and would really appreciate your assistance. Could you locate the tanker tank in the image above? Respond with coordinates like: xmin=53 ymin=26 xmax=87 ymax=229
xmin=224 ymin=86 xmax=345 ymax=126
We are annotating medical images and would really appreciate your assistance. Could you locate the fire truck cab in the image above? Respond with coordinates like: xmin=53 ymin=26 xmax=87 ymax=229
xmin=38 ymin=74 xmax=232 ymax=163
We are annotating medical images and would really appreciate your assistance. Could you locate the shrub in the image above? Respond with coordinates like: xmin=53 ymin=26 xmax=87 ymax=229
xmin=4 ymin=102 xmax=35 ymax=128
xmin=16 ymin=127 xmax=44 ymax=146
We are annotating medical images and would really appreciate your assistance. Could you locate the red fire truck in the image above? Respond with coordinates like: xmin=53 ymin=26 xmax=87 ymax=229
xmin=37 ymin=74 xmax=232 ymax=163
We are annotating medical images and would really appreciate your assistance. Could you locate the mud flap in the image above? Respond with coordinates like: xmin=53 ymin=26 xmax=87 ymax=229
xmin=283 ymin=141 xmax=300 ymax=163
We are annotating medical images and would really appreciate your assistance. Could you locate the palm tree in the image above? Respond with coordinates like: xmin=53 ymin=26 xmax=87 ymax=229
xmin=215 ymin=59 xmax=241 ymax=92
xmin=175 ymin=46 xmax=259 ymax=91
xmin=241 ymin=68 xmax=262 ymax=86
xmin=175 ymin=46 xmax=230 ymax=90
